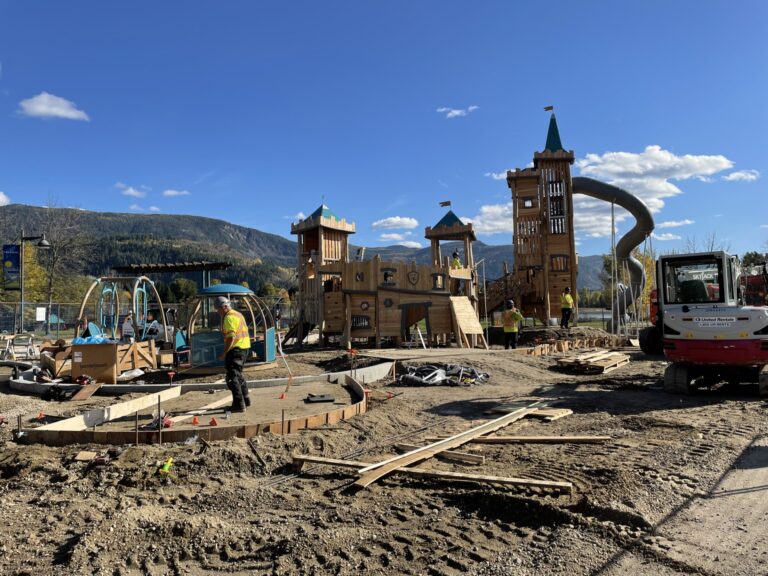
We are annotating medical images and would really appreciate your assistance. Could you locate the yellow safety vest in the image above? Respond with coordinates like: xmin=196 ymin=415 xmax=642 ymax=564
xmin=561 ymin=293 xmax=574 ymax=309
xmin=223 ymin=309 xmax=251 ymax=350
xmin=502 ymin=309 xmax=523 ymax=333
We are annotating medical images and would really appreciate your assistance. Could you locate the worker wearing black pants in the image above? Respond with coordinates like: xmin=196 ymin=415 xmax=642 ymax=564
xmin=215 ymin=296 xmax=252 ymax=412
xmin=225 ymin=347 xmax=250 ymax=410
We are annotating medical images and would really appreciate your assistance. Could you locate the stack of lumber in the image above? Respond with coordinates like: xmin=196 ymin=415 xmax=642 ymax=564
xmin=556 ymin=349 xmax=630 ymax=374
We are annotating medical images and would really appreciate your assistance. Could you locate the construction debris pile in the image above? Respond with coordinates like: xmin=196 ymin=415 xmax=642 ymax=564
xmin=396 ymin=363 xmax=490 ymax=387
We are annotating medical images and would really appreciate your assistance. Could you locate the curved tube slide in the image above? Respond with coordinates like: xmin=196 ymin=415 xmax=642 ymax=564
xmin=572 ymin=177 xmax=655 ymax=327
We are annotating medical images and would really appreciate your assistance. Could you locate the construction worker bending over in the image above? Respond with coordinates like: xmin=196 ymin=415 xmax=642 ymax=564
xmin=560 ymin=287 xmax=574 ymax=329
xmin=214 ymin=296 xmax=251 ymax=412
xmin=502 ymin=300 xmax=524 ymax=349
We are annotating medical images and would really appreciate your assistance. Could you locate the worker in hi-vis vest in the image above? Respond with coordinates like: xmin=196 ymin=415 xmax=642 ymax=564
xmin=451 ymin=250 xmax=461 ymax=269
xmin=560 ymin=287 xmax=574 ymax=329
xmin=502 ymin=300 xmax=524 ymax=349
xmin=214 ymin=296 xmax=252 ymax=412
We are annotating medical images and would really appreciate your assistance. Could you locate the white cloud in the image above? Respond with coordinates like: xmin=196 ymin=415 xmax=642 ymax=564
xmin=115 ymin=182 xmax=146 ymax=198
xmin=18 ymin=91 xmax=90 ymax=121
xmin=129 ymin=204 xmax=144 ymax=211
xmin=761 ymin=224 xmax=768 ymax=229
xmin=123 ymin=187 xmax=145 ymax=198
xmin=379 ymin=232 xmax=409 ymax=242
xmin=652 ymin=232 xmax=682 ymax=241
xmin=436 ymin=105 xmax=479 ymax=119
xmin=149 ymin=206 xmax=161 ymax=212
xmin=657 ymin=219 xmax=694 ymax=228
xmin=371 ymin=216 xmax=418 ymax=229
xmin=0 ymin=191 xmax=10 ymax=205
xmin=461 ymin=203 xmax=514 ymax=235
xmin=723 ymin=169 xmax=760 ymax=182
xmin=162 ymin=189 xmax=191 ymax=197
xmin=573 ymin=145 xmax=734 ymax=237
xmin=397 ymin=241 xmax=423 ymax=249
xmin=484 ymin=171 xmax=508 ymax=181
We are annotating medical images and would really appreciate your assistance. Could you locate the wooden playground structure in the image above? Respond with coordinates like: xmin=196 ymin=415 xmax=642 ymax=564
xmin=505 ymin=112 xmax=578 ymax=324
xmin=288 ymin=205 xmax=487 ymax=349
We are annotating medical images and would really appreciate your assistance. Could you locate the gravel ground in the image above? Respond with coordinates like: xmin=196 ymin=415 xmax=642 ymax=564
xmin=0 ymin=339 xmax=767 ymax=575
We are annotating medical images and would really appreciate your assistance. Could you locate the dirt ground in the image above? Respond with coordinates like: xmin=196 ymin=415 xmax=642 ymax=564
xmin=1 ymin=335 xmax=767 ymax=575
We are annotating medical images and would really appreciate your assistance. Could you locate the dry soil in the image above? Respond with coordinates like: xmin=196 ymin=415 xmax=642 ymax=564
xmin=1 ymin=339 xmax=767 ymax=576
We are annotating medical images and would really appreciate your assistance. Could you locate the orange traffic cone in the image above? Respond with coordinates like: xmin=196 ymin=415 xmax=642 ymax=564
xmin=36 ymin=412 xmax=45 ymax=420
xmin=192 ymin=415 xmax=199 ymax=426
xmin=209 ymin=417 xmax=219 ymax=427
xmin=278 ymin=393 xmax=286 ymax=400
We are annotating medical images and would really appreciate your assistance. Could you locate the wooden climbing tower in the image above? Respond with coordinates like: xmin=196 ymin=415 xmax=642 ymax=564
xmin=506 ymin=113 xmax=577 ymax=323
xmin=290 ymin=205 xmax=355 ymax=343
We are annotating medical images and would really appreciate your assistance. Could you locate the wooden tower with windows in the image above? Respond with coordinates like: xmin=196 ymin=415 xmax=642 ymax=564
xmin=506 ymin=114 xmax=577 ymax=323
xmin=290 ymin=205 xmax=356 ymax=343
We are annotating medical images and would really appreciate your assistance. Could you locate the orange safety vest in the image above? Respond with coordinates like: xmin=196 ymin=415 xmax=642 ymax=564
xmin=223 ymin=309 xmax=251 ymax=349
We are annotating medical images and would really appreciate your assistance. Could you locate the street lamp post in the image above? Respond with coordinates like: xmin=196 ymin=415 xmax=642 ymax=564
xmin=19 ymin=227 xmax=51 ymax=333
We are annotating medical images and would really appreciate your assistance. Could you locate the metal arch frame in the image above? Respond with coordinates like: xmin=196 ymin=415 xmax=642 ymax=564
xmin=75 ymin=276 xmax=168 ymax=340
xmin=185 ymin=291 xmax=275 ymax=343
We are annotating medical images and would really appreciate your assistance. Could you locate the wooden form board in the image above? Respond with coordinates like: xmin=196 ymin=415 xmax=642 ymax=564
xmin=35 ymin=387 xmax=182 ymax=431
xmin=293 ymin=455 xmax=572 ymax=491
xmin=354 ymin=403 xmax=542 ymax=488
xmin=21 ymin=372 xmax=375 ymax=446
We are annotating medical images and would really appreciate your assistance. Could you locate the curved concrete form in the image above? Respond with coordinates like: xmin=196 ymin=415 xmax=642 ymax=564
xmin=572 ymin=177 xmax=655 ymax=327
xmin=9 ymin=360 xmax=394 ymax=396
xmin=16 ymin=362 xmax=394 ymax=446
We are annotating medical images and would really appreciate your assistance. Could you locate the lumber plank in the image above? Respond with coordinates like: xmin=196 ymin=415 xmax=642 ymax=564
xmin=353 ymin=403 xmax=542 ymax=488
xmin=70 ymin=382 xmax=103 ymax=401
xmin=425 ymin=435 xmax=611 ymax=444
xmin=395 ymin=443 xmax=485 ymax=465
xmin=293 ymin=455 xmax=571 ymax=491
xmin=37 ymin=387 xmax=181 ymax=431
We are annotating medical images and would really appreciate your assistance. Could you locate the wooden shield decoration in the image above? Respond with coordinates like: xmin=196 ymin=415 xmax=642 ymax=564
xmin=407 ymin=271 xmax=419 ymax=286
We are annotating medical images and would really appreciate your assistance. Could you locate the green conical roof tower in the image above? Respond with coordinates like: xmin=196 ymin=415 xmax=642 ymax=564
xmin=544 ymin=113 xmax=564 ymax=152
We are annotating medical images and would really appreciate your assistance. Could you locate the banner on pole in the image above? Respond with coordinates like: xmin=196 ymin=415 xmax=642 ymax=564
xmin=2 ymin=244 xmax=20 ymax=290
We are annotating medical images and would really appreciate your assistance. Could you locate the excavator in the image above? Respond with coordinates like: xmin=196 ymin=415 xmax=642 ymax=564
xmin=640 ymin=252 xmax=768 ymax=394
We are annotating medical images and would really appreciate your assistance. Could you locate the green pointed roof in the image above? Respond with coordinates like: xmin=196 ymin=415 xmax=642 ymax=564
xmin=544 ymin=113 xmax=564 ymax=152
xmin=309 ymin=204 xmax=338 ymax=220
xmin=433 ymin=210 xmax=464 ymax=229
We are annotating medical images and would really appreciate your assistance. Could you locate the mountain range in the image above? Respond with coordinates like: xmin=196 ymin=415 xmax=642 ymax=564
xmin=0 ymin=204 xmax=605 ymax=290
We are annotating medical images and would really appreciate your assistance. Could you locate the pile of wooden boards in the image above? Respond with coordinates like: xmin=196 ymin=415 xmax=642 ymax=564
xmin=294 ymin=402 xmax=610 ymax=493
xmin=556 ymin=349 xmax=630 ymax=374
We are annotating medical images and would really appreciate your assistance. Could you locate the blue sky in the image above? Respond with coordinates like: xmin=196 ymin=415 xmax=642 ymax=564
xmin=1 ymin=1 xmax=766 ymax=257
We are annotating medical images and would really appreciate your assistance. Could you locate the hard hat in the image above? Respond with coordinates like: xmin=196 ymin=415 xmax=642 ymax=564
xmin=506 ymin=300 xmax=515 ymax=309
xmin=213 ymin=296 xmax=231 ymax=309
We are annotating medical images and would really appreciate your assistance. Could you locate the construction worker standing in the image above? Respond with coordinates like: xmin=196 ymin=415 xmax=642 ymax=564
xmin=560 ymin=287 xmax=574 ymax=329
xmin=451 ymin=251 xmax=462 ymax=269
xmin=214 ymin=296 xmax=252 ymax=412
xmin=502 ymin=300 xmax=524 ymax=349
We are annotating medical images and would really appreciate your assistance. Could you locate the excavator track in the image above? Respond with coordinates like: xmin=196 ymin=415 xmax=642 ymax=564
xmin=663 ymin=363 xmax=690 ymax=394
